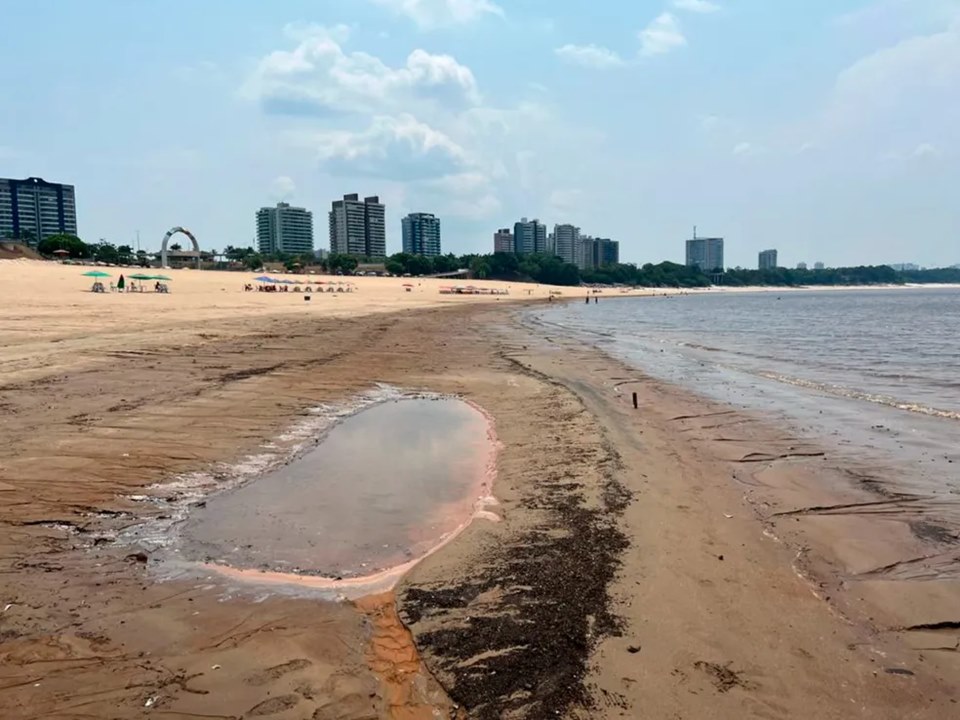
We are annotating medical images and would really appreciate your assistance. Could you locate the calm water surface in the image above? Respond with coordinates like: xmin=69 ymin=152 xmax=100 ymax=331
xmin=179 ymin=398 xmax=490 ymax=578
xmin=531 ymin=288 xmax=960 ymax=501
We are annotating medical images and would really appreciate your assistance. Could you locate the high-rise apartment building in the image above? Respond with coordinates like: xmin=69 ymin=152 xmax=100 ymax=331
xmin=814 ymin=261 xmax=825 ymax=270
xmin=576 ymin=236 xmax=595 ymax=270
xmin=364 ymin=196 xmax=386 ymax=257
xmin=329 ymin=194 xmax=386 ymax=257
xmin=686 ymin=236 xmax=724 ymax=271
xmin=256 ymin=202 xmax=314 ymax=256
xmin=797 ymin=262 xmax=808 ymax=270
xmin=758 ymin=249 xmax=778 ymax=270
xmin=0 ymin=177 xmax=78 ymax=245
xmin=401 ymin=213 xmax=441 ymax=256
xmin=513 ymin=218 xmax=548 ymax=254
xmin=553 ymin=224 xmax=580 ymax=264
xmin=576 ymin=236 xmax=620 ymax=270
xmin=493 ymin=228 xmax=514 ymax=253
xmin=598 ymin=238 xmax=620 ymax=267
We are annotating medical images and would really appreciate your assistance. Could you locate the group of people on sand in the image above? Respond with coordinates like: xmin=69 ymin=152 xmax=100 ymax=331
xmin=246 ymin=283 xmax=306 ymax=293
xmin=244 ymin=283 xmax=350 ymax=294
xmin=91 ymin=274 xmax=169 ymax=294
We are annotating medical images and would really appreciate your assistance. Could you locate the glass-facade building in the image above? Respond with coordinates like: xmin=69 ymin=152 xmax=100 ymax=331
xmin=401 ymin=213 xmax=441 ymax=257
xmin=0 ymin=177 xmax=78 ymax=245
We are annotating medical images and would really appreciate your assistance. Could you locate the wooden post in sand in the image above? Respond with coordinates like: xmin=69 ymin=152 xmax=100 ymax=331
xmin=632 ymin=392 xmax=638 ymax=409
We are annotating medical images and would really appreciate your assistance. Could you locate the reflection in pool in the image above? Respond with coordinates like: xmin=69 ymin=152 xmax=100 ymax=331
xmin=177 ymin=398 xmax=495 ymax=586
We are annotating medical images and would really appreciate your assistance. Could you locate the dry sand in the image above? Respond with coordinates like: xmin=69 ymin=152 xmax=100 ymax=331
xmin=1 ymin=259 xmax=958 ymax=719
xmin=0 ymin=260 xmax=646 ymax=382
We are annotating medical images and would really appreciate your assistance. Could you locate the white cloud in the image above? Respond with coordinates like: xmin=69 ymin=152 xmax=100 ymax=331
xmin=639 ymin=13 xmax=687 ymax=56
xmin=879 ymin=142 xmax=941 ymax=162
xmin=672 ymin=0 xmax=719 ymax=14
xmin=831 ymin=20 xmax=960 ymax=123
xmin=700 ymin=114 xmax=722 ymax=131
xmin=536 ymin=18 xmax=557 ymax=34
xmin=732 ymin=141 xmax=755 ymax=156
xmin=312 ymin=114 xmax=469 ymax=179
xmin=270 ymin=175 xmax=296 ymax=200
xmin=244 ymin=24 xmax=480 ymax=115
xmin=912 ymin=142 xmax=939 ymax=157
xmin=555 ymin=44 xmax=625 ymax=69
xmin=370 ymin=0 xmax=503 ymax=29
xmin=245 ymin=24 xmax=596 ymax=229
xmin=418 ymin=172 xmax=502 ymax=219
xmin=548 ymin=188 xmax=584 ymax=216
xmin=833 ymin=0 xmax=957 ymax=30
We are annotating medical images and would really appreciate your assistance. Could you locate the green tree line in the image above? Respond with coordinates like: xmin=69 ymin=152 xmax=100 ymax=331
xmin=33 ymin=234 xmax=150 ymax=266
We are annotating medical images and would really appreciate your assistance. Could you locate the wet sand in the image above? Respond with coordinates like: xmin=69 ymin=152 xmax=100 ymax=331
xmin=1 ymin=260 xmax=959 ymax=718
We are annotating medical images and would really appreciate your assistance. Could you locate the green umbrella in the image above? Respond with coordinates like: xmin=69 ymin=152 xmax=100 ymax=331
xmin=129 ymin=273 xmax=154 ymax=280
xmin=82 ymin=270 xmax=111 ymax=278
xmin=152 ymin=275 xmax=172 ymax=281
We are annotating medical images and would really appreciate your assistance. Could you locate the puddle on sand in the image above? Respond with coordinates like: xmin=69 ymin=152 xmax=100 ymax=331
xmin=175 ymin=397 xmax=496 ymax=595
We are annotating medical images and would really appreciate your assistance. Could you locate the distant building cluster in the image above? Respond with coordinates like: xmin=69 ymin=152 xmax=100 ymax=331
xmin=491 ymin=219 xmax=620 ymax=270
xmin=0 ymin=177 xmax=78 ymax=245
xmin=254 ymin=194 xmax=445 ymax=259
xmin=4 ymin=174 xmax=880 ymax=274
xmin=758 ymin=249 xmax=778 ymax=270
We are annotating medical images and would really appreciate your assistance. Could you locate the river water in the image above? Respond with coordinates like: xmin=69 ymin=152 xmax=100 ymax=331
xmin=530 ymin=288 xmax=960 ymax=513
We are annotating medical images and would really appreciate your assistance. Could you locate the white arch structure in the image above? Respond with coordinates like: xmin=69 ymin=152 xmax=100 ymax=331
xmin=160 ymin=226 xmax=200 ymax=269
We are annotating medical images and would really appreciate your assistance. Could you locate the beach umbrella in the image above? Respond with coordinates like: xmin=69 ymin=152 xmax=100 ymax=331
xmin=253 ymin=276 xmax=273 ymax=283
xmin=82 ymin=270 xmax=111 ymax=277
xmin=52 ymin=249 xmax=70 ymax=256
xmin=153 ymin=275 xmax=172 ymax=281
xmin=129 ymin=273 xmax=153 ymax=280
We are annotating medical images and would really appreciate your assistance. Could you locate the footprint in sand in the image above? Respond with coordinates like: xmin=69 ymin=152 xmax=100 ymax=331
xmin=245 ymin=693 xmax=301 ymax=716
xmin=245 ymin=658 xmax=312 ymax=686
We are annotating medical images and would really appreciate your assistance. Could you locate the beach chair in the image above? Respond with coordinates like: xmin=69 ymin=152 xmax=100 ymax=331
xmin=109 ymin=282 xmax=117 ymax=292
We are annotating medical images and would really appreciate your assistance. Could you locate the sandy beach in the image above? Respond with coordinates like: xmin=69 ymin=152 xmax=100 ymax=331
xmin=1 ymin=260 xmax=958 ymax=719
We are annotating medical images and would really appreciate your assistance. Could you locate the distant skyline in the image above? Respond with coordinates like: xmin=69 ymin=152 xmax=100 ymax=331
xmin=2 ymin=0 xmax=958 ymax=267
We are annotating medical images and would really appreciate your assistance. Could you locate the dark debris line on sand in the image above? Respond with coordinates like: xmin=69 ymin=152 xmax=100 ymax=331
xmin=399 ymin=358 xmax=632 ymax=719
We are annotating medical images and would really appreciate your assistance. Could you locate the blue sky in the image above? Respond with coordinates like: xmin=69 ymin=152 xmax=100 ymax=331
xmin=2 ymin=0 xmax=958 ymax=267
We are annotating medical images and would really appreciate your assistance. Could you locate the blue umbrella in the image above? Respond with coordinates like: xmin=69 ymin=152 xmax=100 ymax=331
xmin=253 ymin=276 xmax=274 ymax=283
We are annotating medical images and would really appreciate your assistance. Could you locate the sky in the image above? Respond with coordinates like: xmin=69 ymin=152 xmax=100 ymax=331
xmin=2 ymin=0 xmax=958 ymax=268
